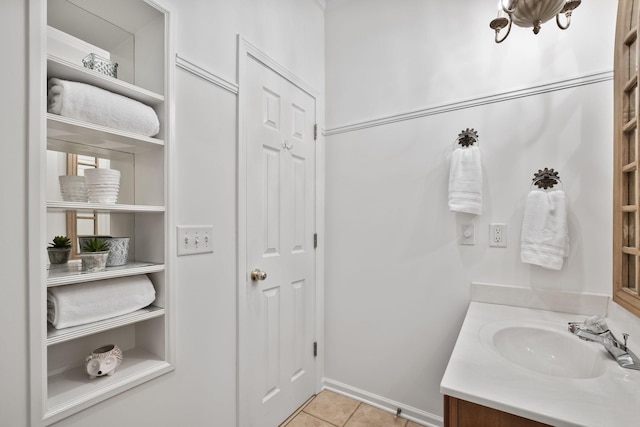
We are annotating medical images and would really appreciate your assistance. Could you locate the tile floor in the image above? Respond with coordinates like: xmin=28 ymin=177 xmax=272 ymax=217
xmin=280 ymin=390 xmax=423 ymax=427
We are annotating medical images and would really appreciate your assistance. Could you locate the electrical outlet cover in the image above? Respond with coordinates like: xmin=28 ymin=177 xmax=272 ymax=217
xmin=489 ymin=223 xmax=507 ymax=248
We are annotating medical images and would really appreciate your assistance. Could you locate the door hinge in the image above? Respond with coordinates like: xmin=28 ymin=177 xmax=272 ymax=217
xmin=314 ymin=123 xmax=318 ymax=141
xmin=313 ymin=341 xmax=318 ymax=357
xmin=313 ymin=233 xmax=318 ymax=249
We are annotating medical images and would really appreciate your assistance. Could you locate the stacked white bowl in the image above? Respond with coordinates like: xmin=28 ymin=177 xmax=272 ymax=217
xmin=59 ymin=175 xmax=88 ymax=202
xmin=84 ymin=168 xmax=121 ymax=204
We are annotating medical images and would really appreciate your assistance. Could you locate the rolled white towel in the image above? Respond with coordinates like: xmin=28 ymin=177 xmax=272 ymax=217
xmin=448 ymin=146 xmax=482 ymax=215
xmin=47 ymin=78 xmax=160 ymax=137
xmin=47 ymin=275 xmax=156 ymax=329
xmin=520 ymin=190 xmax=570 ymax=270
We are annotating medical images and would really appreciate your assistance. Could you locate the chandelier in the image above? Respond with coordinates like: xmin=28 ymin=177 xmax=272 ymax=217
xmin=489 ymin=0 xmax=581 ymax=43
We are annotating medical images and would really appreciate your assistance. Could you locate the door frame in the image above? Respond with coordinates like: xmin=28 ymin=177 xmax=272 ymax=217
xmin=236 ymin=35 xmax=325 ymax=426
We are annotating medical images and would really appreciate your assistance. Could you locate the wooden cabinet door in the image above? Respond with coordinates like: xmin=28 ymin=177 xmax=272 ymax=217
xmin=444 ymin=395 xmax=551 ymax=427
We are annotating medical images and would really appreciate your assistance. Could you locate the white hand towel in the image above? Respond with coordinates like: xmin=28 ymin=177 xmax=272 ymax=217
xmin=47 ymin=78 xmax=160 ymax=137
xmin=520 ymin=190 xmax=570 ymax=270
xmin=448 ymin=146 xmax=482 ymax=215
xmin=47 ymin=275 xmax=156 ymax=329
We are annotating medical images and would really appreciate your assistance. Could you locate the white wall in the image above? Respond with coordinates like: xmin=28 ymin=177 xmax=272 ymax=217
xmin=3 ymin=0 xmax=631 ymax=425
xmin=326 ymin=0 xmax=616 ymax=127
xmin=0 ymin=0 xmax=29 ymax=425
xmin=0 ymin=1 xmax=324 ymax=426
xmin=324 ymin=0 xmax=618 ymax=423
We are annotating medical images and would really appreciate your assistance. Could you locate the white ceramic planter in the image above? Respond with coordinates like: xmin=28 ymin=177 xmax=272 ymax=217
xmin=78 ymin=235 xmax=112 ymax=252
xmin=47 ymin=247 xmax=71 ymax=264
xmin=85 ymin=344 xmax=123 ymax=379
xmin=106 ymin=237 xmax=130 ymax=266
xmin=80 ymin=251 xmax=109 ymax=272
xmin=84 ymin=168 xmax=120 ymax=204
xmin=59 ymin=175 xmax=87 ymax=202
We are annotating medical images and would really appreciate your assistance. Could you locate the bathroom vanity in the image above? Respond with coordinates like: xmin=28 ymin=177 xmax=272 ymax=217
xmin=441 ymin=300 xmax=640 ymax=427
xmin=444 ymin=395 xmax=549 ymax=427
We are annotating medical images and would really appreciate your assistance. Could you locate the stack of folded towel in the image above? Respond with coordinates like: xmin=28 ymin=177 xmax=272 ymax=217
xmin=47 ymin=77 xmax=160 ymax=137
xmin=448 ymin=146 xmax=482 ymax=215
xmin=520 ymin=190 xmax=570 ymax=270
xmin=47 ymin=275 xmax=156 ymax=329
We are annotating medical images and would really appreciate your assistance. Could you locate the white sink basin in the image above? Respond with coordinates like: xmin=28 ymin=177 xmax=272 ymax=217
xmin=479 ymin=322 xmax=606 ymax=379
xmin=442 ymin=302 xmax=640 ymax=427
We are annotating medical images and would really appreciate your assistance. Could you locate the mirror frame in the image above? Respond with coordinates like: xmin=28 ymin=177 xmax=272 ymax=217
xmin=613 ymin=0 xmax=640 ymax=317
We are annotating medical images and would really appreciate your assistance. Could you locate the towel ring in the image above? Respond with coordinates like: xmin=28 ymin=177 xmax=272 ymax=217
xmin=455 ymin=128 xmax=479 ymax=148
xmin=531 ymin=168 xmax=563 ymax=190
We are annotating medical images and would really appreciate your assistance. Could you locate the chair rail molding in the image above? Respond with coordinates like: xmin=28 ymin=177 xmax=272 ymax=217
xmin=324 ymin=70 xmax=613 ymax=137
xmin=175 ymin=53 xmax=238 ymax=95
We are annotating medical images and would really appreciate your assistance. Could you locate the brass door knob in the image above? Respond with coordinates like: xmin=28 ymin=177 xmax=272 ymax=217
xmin=251 ymin=269 xmax=267 ymax=281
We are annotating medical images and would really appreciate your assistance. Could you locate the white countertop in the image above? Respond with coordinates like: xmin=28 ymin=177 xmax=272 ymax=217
xmin=440 ymin=302 xmax=640 ymax=427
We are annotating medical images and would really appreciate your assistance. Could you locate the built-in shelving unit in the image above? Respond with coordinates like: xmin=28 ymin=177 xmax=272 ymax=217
xmin=46 ymin=201 xmax=165 ymax=213
xmin=29 ymin=0 xmax=174 ymax=425
xmin=46 ymin=261 xmax=165 ymax=287
xmin=47 ymin=113 xmax=165 ymax=157
xmin=47 ymin=55 xmax=165 ymax=106
xmin=47 ymin=306 xmax=165 ymax=345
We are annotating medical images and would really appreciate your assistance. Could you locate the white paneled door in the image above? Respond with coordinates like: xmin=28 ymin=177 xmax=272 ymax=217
xmin=245 ymin=56 xmax=317 ymax=426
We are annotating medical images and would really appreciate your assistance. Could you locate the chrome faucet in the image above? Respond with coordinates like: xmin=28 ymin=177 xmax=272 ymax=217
xmin=568 ymin=315 xmax=640 ymax=370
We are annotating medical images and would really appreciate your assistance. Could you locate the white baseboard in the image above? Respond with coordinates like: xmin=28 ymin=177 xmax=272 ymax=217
xmin=321 ymin=377 xmax=443 ymax=427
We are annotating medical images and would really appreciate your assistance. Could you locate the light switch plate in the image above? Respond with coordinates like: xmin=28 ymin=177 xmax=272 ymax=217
xmin=461 ymin=223 xmax=475 ymax=245
xmin=177 ymin=225 xmax=214 ymax=256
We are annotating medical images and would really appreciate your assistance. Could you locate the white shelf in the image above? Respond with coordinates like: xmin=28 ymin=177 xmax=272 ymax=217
xmin=47 ymin=113 xmax=164 ymax=158
xmin=30 ymin=1 xmax=173 ymax=424
xmin=46 ymin=348 xmax=173 ymax=421
xmin=47 ymin=55 xmax=164 ymax=106
xmin=47 ymin=200 xmax=165 ymax=213
xmin=47 ymin=261 xmax=164 ymax=287
xmin=47 ymin=306 xmax=165 ymax=345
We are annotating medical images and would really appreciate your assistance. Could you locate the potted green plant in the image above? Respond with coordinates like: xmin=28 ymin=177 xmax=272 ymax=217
xmin=47 ymin=235 xmax=72 ymax=264
xmin=80 ymin=237 xmax=110 ymax=272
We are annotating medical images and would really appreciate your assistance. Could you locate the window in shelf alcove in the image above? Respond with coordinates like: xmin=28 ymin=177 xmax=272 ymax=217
xmin=66 ymin=153 xmax=101 ymax=259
